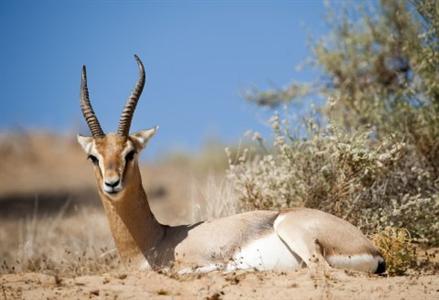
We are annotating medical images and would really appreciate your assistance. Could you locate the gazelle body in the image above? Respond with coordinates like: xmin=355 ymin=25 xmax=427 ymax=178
xmin=77 ymin=56 xmax=386 ymax=274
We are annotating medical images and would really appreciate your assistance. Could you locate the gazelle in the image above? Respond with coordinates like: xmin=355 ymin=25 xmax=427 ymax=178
xmin=77 ymin=55 xmax=386 ymax=274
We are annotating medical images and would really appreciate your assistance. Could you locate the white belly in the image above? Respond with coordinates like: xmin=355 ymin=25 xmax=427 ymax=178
xmin=227 ymin=233 xmax=302 ymax=271
xmin=326 ymin=254 xmax=382 ymax=273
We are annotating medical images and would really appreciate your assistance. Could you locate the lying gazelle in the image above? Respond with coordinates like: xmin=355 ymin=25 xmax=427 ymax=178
xmin=77 ymin=55 xmax=386 ymax=274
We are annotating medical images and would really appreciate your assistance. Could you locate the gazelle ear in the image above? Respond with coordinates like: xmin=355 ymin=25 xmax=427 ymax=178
xmin=77 ymin=135 xmax=94 ymax=154
xmin=130 ymin=126 xmax=158 ymax=149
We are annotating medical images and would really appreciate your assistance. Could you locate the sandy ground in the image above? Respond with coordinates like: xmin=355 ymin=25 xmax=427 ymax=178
xmin=1 ymin=268 xmax=438 ymax=300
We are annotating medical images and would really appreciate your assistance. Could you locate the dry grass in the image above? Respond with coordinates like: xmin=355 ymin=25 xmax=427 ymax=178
xmin=372 ymin=227 xmax=416 ymax=276
xmin=189 ymin=173 xmax=240 ymax=222
xmin=0 ymin=207 xmax=118 ymax=276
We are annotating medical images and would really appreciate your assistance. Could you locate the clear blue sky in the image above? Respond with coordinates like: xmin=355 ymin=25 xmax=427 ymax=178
xmin=0 ymin=0 xmax=328 ymax=156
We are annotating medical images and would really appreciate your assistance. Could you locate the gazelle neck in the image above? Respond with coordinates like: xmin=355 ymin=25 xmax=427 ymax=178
xmin=98 ymin=165 xmax=164 ymax=268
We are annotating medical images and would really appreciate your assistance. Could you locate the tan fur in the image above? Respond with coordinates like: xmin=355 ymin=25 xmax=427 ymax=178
xmin=277 ymin=208 xmax=380 ymax=257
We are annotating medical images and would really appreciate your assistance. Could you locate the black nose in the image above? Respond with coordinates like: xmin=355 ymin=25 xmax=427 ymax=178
xmin=105 ymin=179 xmax=120 ymax=187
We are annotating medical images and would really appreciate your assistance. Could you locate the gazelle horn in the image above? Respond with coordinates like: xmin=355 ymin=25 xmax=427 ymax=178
xmin=117 ymin=55 xmax=146 ymax=137
xmin=80 ymin=65 xmax=105 ymax=138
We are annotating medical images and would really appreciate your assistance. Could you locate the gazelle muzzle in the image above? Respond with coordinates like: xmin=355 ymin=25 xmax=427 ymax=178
xmin=103 ymin=176 xmax=122 ymax=194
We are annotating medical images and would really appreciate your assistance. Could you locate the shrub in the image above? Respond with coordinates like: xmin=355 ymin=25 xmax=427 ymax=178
xmin=227 ymin=115 xmax=439 ymax=244
xmin=372 ymin=227 xmax=416 ymax=275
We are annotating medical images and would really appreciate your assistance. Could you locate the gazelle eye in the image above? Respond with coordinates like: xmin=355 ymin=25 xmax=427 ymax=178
xmin=88 ymin=155 xmax=99 ymax=165
xmin=125 ymin=150 xmax=136 ymax=162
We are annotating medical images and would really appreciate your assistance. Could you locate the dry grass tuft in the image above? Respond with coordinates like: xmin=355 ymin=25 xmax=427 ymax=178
xmin=0 ymin=207 xmax=120 ymax=276
xmin=372 ymin=227 xmax=416 ymax=276
xmin=189 ymin=173 xmax=240 ymax=222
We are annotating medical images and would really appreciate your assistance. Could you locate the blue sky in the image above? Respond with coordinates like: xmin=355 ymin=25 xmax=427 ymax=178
xmin=0 ymin=1 xmax=328 ymax=156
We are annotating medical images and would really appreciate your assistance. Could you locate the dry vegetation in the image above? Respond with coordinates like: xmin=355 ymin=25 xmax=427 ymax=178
xmin=228 ymin=120 xmax=439 ymax=245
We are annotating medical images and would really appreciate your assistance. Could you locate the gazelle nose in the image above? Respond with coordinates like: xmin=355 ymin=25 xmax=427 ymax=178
xmin=105 ymin=179 xmax=120 ymax=188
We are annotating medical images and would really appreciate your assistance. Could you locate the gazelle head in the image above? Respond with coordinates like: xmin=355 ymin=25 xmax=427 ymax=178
xmin=77 ymin=55 xmax=157 ymax=199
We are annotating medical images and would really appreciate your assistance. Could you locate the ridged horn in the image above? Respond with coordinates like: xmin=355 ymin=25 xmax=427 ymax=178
xmin=80 ymin=65 xmax=105 ymax=137
xmin=117 ymin=54 xmax=146 ymax=137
